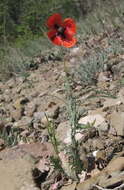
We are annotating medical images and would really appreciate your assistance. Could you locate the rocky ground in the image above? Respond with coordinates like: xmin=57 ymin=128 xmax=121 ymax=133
xmin=0 ymin=29 xmax=124 ymax=190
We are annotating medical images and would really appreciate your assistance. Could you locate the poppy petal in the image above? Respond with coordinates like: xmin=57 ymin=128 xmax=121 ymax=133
xmin=53 ymin=36 xmax=63 ymax=46
xmin=64 ymin=28 xmax=74 ymax=40
xmin=63 ymin=18 xmax=76 ymax=35
xmin=47 ymin=30 xmax=62 ymax=46
xmin=47 ymin=30 xmax=57 ymax=40
xmin=46 ymin=13 xmax=62 ymax=29
xmin=62 ymin=37 xmax=77 ymax=48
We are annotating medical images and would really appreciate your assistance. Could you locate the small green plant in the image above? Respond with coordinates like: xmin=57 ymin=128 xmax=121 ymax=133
xmin=78 ymin=0 xmax=124 ymax=38
xmin=50 ymin=156 xmax=64 ymax=173
xmin=45 ymin=114 xmax=65 ymax=174
xmin=0 ymin=45 xmax=31 ymax=80
xmin=76 ymin=36 xmax=124 ymax=87
xmin=0 ymin=37 xmax=54 ymax=80
xmin=77 ymin=53 xmax=104 ymax=86
xmin=119 ymin=77 xmax=124 ymax=86
xmin=45 ymin=114 xmax=59 ymax=155
xmin=0 ymin=126 xmax=22 ymax=147
xmin=64 ymin=75 xmax=84 ymax=179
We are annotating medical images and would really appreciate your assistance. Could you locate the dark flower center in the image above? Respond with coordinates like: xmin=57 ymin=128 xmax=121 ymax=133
xmin=54 ymin=24 xmax=66 ymax=39
xmin=54 ymin=24 xmax=60 ymax=29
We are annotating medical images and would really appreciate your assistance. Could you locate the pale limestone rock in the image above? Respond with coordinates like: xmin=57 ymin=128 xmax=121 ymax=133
xmin=0 ymin=158 xmax=39 ymax=190
xmin=56 ymin=121 xmax=71 ymax=145
xmin=78 ymin=114 xmax=105 ymax=128
xmin=103 ymin=98 xmax=122 ymax=108
xmin=110 ymin=111 xmax=124 ymax=136
xmin=118 ymin=87 xmax=124 ymax=104
xmin=56 ymin=121 xmax=85 ymax=145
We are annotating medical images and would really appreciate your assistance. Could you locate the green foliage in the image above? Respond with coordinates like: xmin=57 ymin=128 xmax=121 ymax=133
xmin=45 ymin=114 xmax=66 ymax=174
xmin=0 ymin=0 xmax=124 ymax=80
xmin=119 ymin=77 xmax=124 ymax=86
xmin=0 ymin=45 xmax=30 ymax=80
xmin=77 ymin=52 xmax=104 ymax=86
xmin=1 ymin=0 xmax=123 ymax=43
xmin=0 ymin=36 xmax=54 ymax=80
xmin=64 ymin=74 xmax=84 ymax=179
xmin=50 ymin=156 xmax=65 ymax=173
xmin=78 ymin=0 xmax=124 ymax=38
xmin=46 ymin=73 xmax=87 ymax=179
xmin=0 ymin=0 xmax=80 ymax=43
xmin=45 ymin=114 xmax=59 ymax=155
xmin=0 ymin=0 xmax=124 ymax=44
xmin=0 ymin=126 xmax=22 ymax=147
xmin=76 ymin=37 xmax=123 ymax=86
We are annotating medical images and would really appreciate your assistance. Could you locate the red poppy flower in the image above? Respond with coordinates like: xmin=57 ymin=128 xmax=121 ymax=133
xmin=46 ymin=13 xmax=77 ymax=48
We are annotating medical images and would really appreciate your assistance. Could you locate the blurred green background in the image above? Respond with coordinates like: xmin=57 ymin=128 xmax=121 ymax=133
xmin=0 ymin=0 xmax=124 ymax=80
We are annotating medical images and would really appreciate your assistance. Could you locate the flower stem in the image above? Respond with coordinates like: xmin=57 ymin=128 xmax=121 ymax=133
xmin=64 ymin=60 xmax=68 ymax=74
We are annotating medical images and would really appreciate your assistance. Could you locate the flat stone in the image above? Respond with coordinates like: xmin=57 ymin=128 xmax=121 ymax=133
xmin=0 ymin=142 xmax=55 ymax=160
xmin=76 ymin=157 xmax=124 ymax=190
xmin=60 ymin=182 xmax=77 ymax=190
xmin=118 ymin=87 xmax=124 ymax=104
xmin=25 ymin=102 xmax=37 ymax=117
xmin=56 ymin=121 xmax=89 ymax=145
xmin=79 ymin=114 xmax=105 ymax=128
xmin=103 ymin=98 xmax=122 ymax=108
xmin=11 ymin=108 xmax=24 ymax=121
xmin=110 ymin=112 xmax=124 ymax=136
xmin=33 ymin=112 xmax=45 ymax=122
xmin=0 ymin=158 xmax=39 ymax=190
xmin=56 ymin=121 xmax=71 ymax=145
xmin=98 ymin=72 xmax=111 ymax=82
xmin=13 ymin=116 xmax=32 ymax=128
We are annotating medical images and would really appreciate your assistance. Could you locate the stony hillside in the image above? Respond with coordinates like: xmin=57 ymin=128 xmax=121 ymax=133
xmin=0 ymin=29 xmax=124 ymax=190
